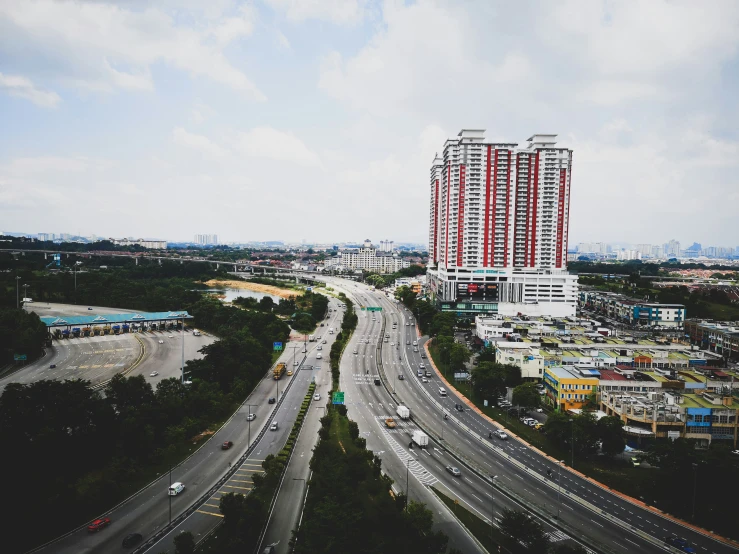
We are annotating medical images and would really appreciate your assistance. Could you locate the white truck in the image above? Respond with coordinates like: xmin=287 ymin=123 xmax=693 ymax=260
xmin=411 ymin=430 xmax=428 ymax=449
xmin=309 ymin=334 xmax=316 ymax=342
xmin=396 ymin=405 xmax=410 ymax=420
xmin=328 ymin=327 xmax=334 ymax=335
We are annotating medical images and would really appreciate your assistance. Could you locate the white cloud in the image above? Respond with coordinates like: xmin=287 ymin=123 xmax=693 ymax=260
xmin=172 ymin=127 xmax=229 ymax=159
xmin=265 ymin=0 xmax=368 ymax=25
xmin=0 ymin=1 xmax=265 ymax=100
xmin=0 ymin=72 xmax=60 ymax=107
xmin=211 ymin=4 xmax=255 ymax=45
xmin=235 ymin=127 xmax=322 ymax=167
xmin=275 ymin=29 xmax=291 ymax=49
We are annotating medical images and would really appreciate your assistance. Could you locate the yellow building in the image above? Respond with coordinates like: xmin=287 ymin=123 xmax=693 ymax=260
xmin=544 ymin=365 xmax=600 ymax=411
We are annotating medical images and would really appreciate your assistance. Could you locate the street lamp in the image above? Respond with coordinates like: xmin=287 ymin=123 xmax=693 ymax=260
xmin=557 ymin=460 xmax=565 ymax=519
xmin=15 ymin=276 xmax=21 ymax=308
xmin=490 ymin=475 xmax=498 ymax=541
xmin=181 ymin=317 xmax=185 ymax=385
xmin=247 ymin=404 xmax=256 ymax=447
xmin=405 ymin=458 xmax=411 ymax=513
xmin=570 ymin=419 xmax=575 ymax=469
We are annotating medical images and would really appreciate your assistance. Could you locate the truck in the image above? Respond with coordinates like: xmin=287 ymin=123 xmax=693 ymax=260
xmin=273 ymin=362 xmax=287 ymax=380
xmin=72 ymin=327 xmax=81 ymax=338
xmin=309 ymin=334 xmax=315 ymax=342
xmin=61 ymin=329 xmax=70 ymax=339
xmin=22 ymin=297 xmax=32 ymax=303
xmin=411 ymin=430 xmax=429 ymax=449
xmin=82 ymin=326 xmax=91 ymax=337
xmin=396 ymin=405 xmax=410 ymax=420
xmin=328 ymin=327 xmax=334 ymax=335
xmin=112 ymin=325 xmax=121 ymax=335
xmin=385 ymin=418 xmax=396 ymax=429
xmin=122 ymin=323 xmax=130 ymax=333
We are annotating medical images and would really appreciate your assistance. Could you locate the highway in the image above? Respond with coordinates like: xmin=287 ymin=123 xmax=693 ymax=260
xmin=329 ymin=280 xmax=739 ymax=554
xmin=32 ymin=297 xmax=343 ymax=553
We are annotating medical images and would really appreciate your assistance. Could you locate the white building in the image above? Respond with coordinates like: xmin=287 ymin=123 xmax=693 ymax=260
xmin=379 ymin=240 xmax=395 ymax=252
xmin=427 ymin=130 xmax=577 ymax=318
xmin=195 ymin=234 xmax=218 ymax=245
xmin=330 ymin=240 xmax=410 ymax=274
xmin=110 ymin=237 xmax=167 ymax=249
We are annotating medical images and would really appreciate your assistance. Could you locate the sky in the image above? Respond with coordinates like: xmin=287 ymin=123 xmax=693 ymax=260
xmin=1 ymin=0 xmax=739 ymax=247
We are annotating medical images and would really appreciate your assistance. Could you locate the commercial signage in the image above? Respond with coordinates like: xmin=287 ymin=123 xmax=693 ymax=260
xmin=457 ymin=282 xmax=499 ymax=300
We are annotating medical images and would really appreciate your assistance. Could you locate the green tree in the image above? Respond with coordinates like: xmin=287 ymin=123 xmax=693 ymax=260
xmin=258 ymin=296 xmax=275 ymax=312
xmin=512 ymin=383 xmax=541 ymax=409
xmin=499 ymin=508 xmax=550 ymax=553
xmin=428 ymin=312 xmax=456 ymax=338
xmin=597 ymin=416 xmax=626 ymax=457
xmin=173 ymin=530 xmax=195 ymax=554
xmin=471 ymin=361 xmax=508 ymax=403
xmin=448 ymin=343 xmax=470 ymax=371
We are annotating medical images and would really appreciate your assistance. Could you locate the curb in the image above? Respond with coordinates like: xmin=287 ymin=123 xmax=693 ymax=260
xmin=422 ymin=340 xmax=739 ymax=549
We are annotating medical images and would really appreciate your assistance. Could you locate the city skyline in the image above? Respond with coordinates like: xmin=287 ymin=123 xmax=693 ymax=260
xmin=2 ymin=2 xmax=739 ymax=244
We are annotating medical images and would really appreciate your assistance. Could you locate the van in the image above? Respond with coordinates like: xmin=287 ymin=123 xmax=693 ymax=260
xmin=438 ymin=387 xmax=447 ymax=397
xmin=374 ymin=377 xmax=381 ymax=386
xmin=270 ymin=421 xmax=278 ymax=431
xmin=168 ymin=482 xmax=185 ymax=496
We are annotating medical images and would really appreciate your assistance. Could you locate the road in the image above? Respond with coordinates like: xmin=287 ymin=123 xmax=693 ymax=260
xmin=334 ymin=282 xmax=738 ymax=554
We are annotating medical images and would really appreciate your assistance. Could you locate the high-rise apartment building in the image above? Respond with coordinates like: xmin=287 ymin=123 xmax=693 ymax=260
xmin=427 ymin=130 xmax=577 ymax=318
xmin=379 ymin=240 xmax=395 ymax=252
xmin=195 ymin=234 xmax=218 ymax=245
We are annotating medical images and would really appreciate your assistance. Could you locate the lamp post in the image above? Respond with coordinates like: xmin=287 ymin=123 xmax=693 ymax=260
xmin=441 ymin=411 xmax=445 ymax=441
xmin=22 ymin=284 xmax=29 ymax=303
xmin=181 ymin=317 xmax=185 ymax=384
xmin=405 ymin=458 xmax=411 ymax=513
xmin=570 ymin=419 xmax=575 ymax=469
xmin=490 ymin=475 xmax=498 ymax=541
xmin=692 ymin=462 xmax=698 ymax=522
xmin=15 ymin=276 xmax=21 ymax=308
xmin=247 ymin=404 xmax=256 ymax=447
xmin=557 ymin=459 xmax=565 ymax=519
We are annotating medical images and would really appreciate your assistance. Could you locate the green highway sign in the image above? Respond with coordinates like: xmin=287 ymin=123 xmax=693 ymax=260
xmin=332 ymin=391 xmax=345 ymax=405
xmin=367 ymin=306 xmax=382 ymax=312
xmin=14 ymin=354 xmax=27 ymax=361
xmin=273 ymin=342 xmax=283 ymax=351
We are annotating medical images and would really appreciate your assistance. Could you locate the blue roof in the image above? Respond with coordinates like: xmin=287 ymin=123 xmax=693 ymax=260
xmin=40 ymin=311 xmax=192 ymax=327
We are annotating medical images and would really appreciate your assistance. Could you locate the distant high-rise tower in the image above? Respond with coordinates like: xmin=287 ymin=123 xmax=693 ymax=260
xmin=194 ymin=234 xmax=218 ymax=245
xmin=427 ymin=130 xmax=577 ymax=318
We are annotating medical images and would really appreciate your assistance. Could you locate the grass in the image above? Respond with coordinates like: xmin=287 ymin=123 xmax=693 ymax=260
xmin=431 ymin=486 xmax=511 ymax=553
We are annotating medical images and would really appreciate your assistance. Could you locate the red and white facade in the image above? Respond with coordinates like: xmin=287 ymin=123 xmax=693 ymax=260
xmin=427 ymin=130 xmax=577 ymax=318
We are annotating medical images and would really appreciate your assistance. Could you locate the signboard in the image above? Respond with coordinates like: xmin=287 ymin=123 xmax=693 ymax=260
xmin=667 ymin=431 xmax=680 ymax=441
xmin=457 ymin=282 xmax=499 ymax=300
xmin=332 ymin=391 xmax=345 ymax=405
xmin=14 ymin=354 xmax=27 ymax=361
xmin=366 ymin=306 xmax=382 ymax=312
xmin=273 ymin=342 xmax=283 ymax=351
xmin=453 ymin=372 xmax=471 ymax=381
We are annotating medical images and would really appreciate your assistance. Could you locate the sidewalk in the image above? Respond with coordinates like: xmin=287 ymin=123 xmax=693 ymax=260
xmin=258 ymin=367 xmax=330 ymax=554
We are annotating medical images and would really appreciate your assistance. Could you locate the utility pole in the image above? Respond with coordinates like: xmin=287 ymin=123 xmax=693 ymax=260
xmin=15 ymin=276 xmax=21 ymax=308
xmin=570 ymin=419 xmax=575 ymax=469
xmin=22 ymin=284 xmax=29 ymax=302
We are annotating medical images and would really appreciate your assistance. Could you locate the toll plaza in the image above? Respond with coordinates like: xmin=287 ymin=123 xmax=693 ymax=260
xmin=40 ymin=311 xmax=193 ymax=339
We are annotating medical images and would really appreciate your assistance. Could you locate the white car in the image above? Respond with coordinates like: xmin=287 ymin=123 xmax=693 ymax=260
xmin=422 ymin=377 xmax=428 ymax=383
xmin=316 ymin=353 xmax=322 ymax=359
xmin=294 ymin=360 xmax=299 ymax=366
xmin=246 ymin=413 xmax=256 ymax=421
xmin=317 ymin=345 xmax=322 ymax=350
xmin=150 ymin=371 xmax=158 ymax=377
xmin=322 ymin=340 xmax=327 ymax=344
xmin=158 ymin=339 xmax=164 ymax=344
xmin=313 ymin=393 xmax=321 ymax=401
xmin=168 ymin=335 xmax=173 ymax=338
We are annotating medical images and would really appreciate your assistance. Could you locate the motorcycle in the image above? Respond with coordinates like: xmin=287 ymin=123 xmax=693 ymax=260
xmin=488 ymin=432 xmax=493 ymax=439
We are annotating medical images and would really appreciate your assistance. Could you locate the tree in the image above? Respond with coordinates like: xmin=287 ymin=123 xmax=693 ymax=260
xmin=512 ymin=383 xmax=541 ymax=409
xmin=597 ymin=416 xmax=625 ymax=457
xmin=499 ymin=508 xmax=550 ymax=553
xmin=471 ymin=361 xmax=508 ymax=403
xmin=428 ymin=312 xmax=456 ymax=338
xmin=448 ymin=343 xmax=470 ymax=371
xmin=173 ymin=531 xmax=195 ymax=554
xmin=258 ymin=295 xmax=275 ymax=312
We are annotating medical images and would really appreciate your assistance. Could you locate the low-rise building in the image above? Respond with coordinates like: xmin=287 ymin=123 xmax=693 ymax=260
xmin=543 ymin=365 xmax=600 ymax=411
xmin=110 ymin=237 xmax=167 ymax=249
xmin=494 ymin=345 xmax=544 ymax=380
xmin=325 ymin=239 xmax=410 ymax=274
xmin=578 ymin=291 xmax=685 ymax=328
xmin=685 ymin=320 xmax=739 ymax=361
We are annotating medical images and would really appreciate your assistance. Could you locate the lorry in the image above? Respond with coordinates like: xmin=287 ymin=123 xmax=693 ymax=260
xmin=385 ymin=418 xmax=396 ymax=429
xmin=122 ymin=323 xmax=130 ymax=333
xmin=72 ymin=327 xmax=81 ymax=338
xmin=61 ymin=329 xmax=70 ymax=339
xmin=328 ymin=328 xmax=334 ymax=335
xmin=112 ymin=325 xmax=121 ymax=335
xmin=273 ymin=362 xmax=287 ymax=380
xmin=411 ymin=430 xmax=429 ymax=449
xmin=309 ymin=334 xmax=315 ymax=342
xmin=396 ymin=405 xmax=410 ymax=420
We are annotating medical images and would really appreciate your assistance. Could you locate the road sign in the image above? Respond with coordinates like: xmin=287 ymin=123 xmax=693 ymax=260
xmin=367 ymin=306 xmax=382 ymax=312
xmin=14 ymin=354 xmax=26 ymax=361
xmin=332 ymin=391 xmax=345 ymax=405
xmin=273 ymin=342 xmax=283 ymax=351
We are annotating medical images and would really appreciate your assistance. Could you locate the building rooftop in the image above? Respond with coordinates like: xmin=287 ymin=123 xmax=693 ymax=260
xmin=598 ymin=369 xmax=628 ymax=381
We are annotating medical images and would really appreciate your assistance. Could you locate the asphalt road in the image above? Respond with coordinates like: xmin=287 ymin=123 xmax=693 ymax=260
xmin=349 ymin=284 xmax=738 ymax=554
xmin=47 ymin=298 xmax=344 ymax=554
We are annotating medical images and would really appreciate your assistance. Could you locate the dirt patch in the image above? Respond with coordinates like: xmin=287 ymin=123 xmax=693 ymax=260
xmin=338 ymin=440 xmax=347 ymax=454
xmin=190 ymin=429 xmax=215 ymax=444
xmin=203 ymin=279 xmax=300 ymax=300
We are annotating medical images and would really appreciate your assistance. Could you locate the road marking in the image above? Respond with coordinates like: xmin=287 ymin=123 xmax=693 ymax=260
xmin=196 ymin=510 xmax=224 ymax=518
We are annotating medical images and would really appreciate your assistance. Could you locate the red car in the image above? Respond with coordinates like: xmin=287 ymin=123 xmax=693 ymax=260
xmin=222 ymin=441 xmax=234 ymax=450
xmin=87 ymin=517 xmax=111 ymax=532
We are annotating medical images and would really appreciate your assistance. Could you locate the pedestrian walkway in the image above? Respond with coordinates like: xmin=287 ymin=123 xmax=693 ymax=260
xmin=196 ymin=458 xmax=264 ymax=518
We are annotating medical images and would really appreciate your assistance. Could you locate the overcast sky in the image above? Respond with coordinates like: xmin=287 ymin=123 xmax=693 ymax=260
xmin=1 ymin=0 xmax=738 ymax=247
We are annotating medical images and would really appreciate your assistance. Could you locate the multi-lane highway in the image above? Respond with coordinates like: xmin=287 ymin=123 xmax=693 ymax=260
xmin=328 ymin=280 xmax=739 ymax=554
xmin=32 ymin=298 xmax=344 ymax=554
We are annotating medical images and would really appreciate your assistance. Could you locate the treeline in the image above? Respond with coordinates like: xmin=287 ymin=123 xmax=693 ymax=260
xmin=364 ymin=265 xmax=426 ymax=289
xmin=330 ymin=294 xmax=357 ymax=387
xmin=0 ymin=294 xmax=290 ymax=552
xmin=292 ymin=406 xmax=451 ymax=554
xmin=0 ymin=308 xmax=48 ymax=364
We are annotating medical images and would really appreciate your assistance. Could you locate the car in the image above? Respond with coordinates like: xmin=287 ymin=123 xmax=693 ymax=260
xmin=631 ymin=457 xmax=641 ymax=467
xmin=262 ymin=544 xmax=277 ymax=554
xmin=270 ymin=421 xmax=278 ymax=431
xmin=287 ymin=370 xmax=293 ymax=376
xmin=49 ymin=363 xmax=56 ymax=369
xmin=455 ymin=404 xmax=465 ymax=412
xmin=316 ymin=353 xmax=322 ymax=359
xmin=150 ymin=371 xmax=158 ymax=377
xmin=446 ymin=466 xmax=461 ymax=477
xmin=412 ymin=341 xmax=418 ymax=346
xmin=322 ymin=339 xmax=327 ymax=344
xmin=268 ymin=397 xmax=276 ymax=404
xmin=317 ymin=345 xmax=322 ymax=350
xmin=406 ymin=323 xmax=410 ymax=326
xmin=413 ymin=348 xmax=418 ymax=352
xmin=398 ymin=374 xmax=404 ymax=380
xmin=87 ymin=517 xmax=111 ymax=532
xmin=663 ymin=536 xmax=695 ymax=553
xmin=419 ymin=363 xmax=426 ymax=369
xmin=420 ymin=353 xmax=427 ymax=358
xmin=122 ymin=533 xmax=143 ymax=548
xmin=353 ymin=349 xmax=358 ymax=354
xmin=320 ymin=323 xmax=324 ymax=327
xmin=390 ymin=342 xmax=394 ymax=346
xmin=732 ymin=450 xmax=739 ymax=455
xmin=222 ymin=441 xmax=234 ymax=450
xmin=294 ymin=360 xmax=299 ymax=366
xmin=158 ymin=339 xmax=164 ymax=344
xmin=533 ymin=423 xmax=544 ymax=430
xmin=494 ymin=430 xmax=508 ymax=440
xmin=535 ymin=407 xmax=544 ymax=413
xmin=247 ymin=413 xmax=256 ymax=421
xmin=313 ymin=393 xmax=321 ymax=401
xmin=422 ymin=377 xmax=428 ymax=383
xmin=87 ymin=307 xmax=93 ymax=310
xmin=183 ymin=380 xmax=192 ymax=385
